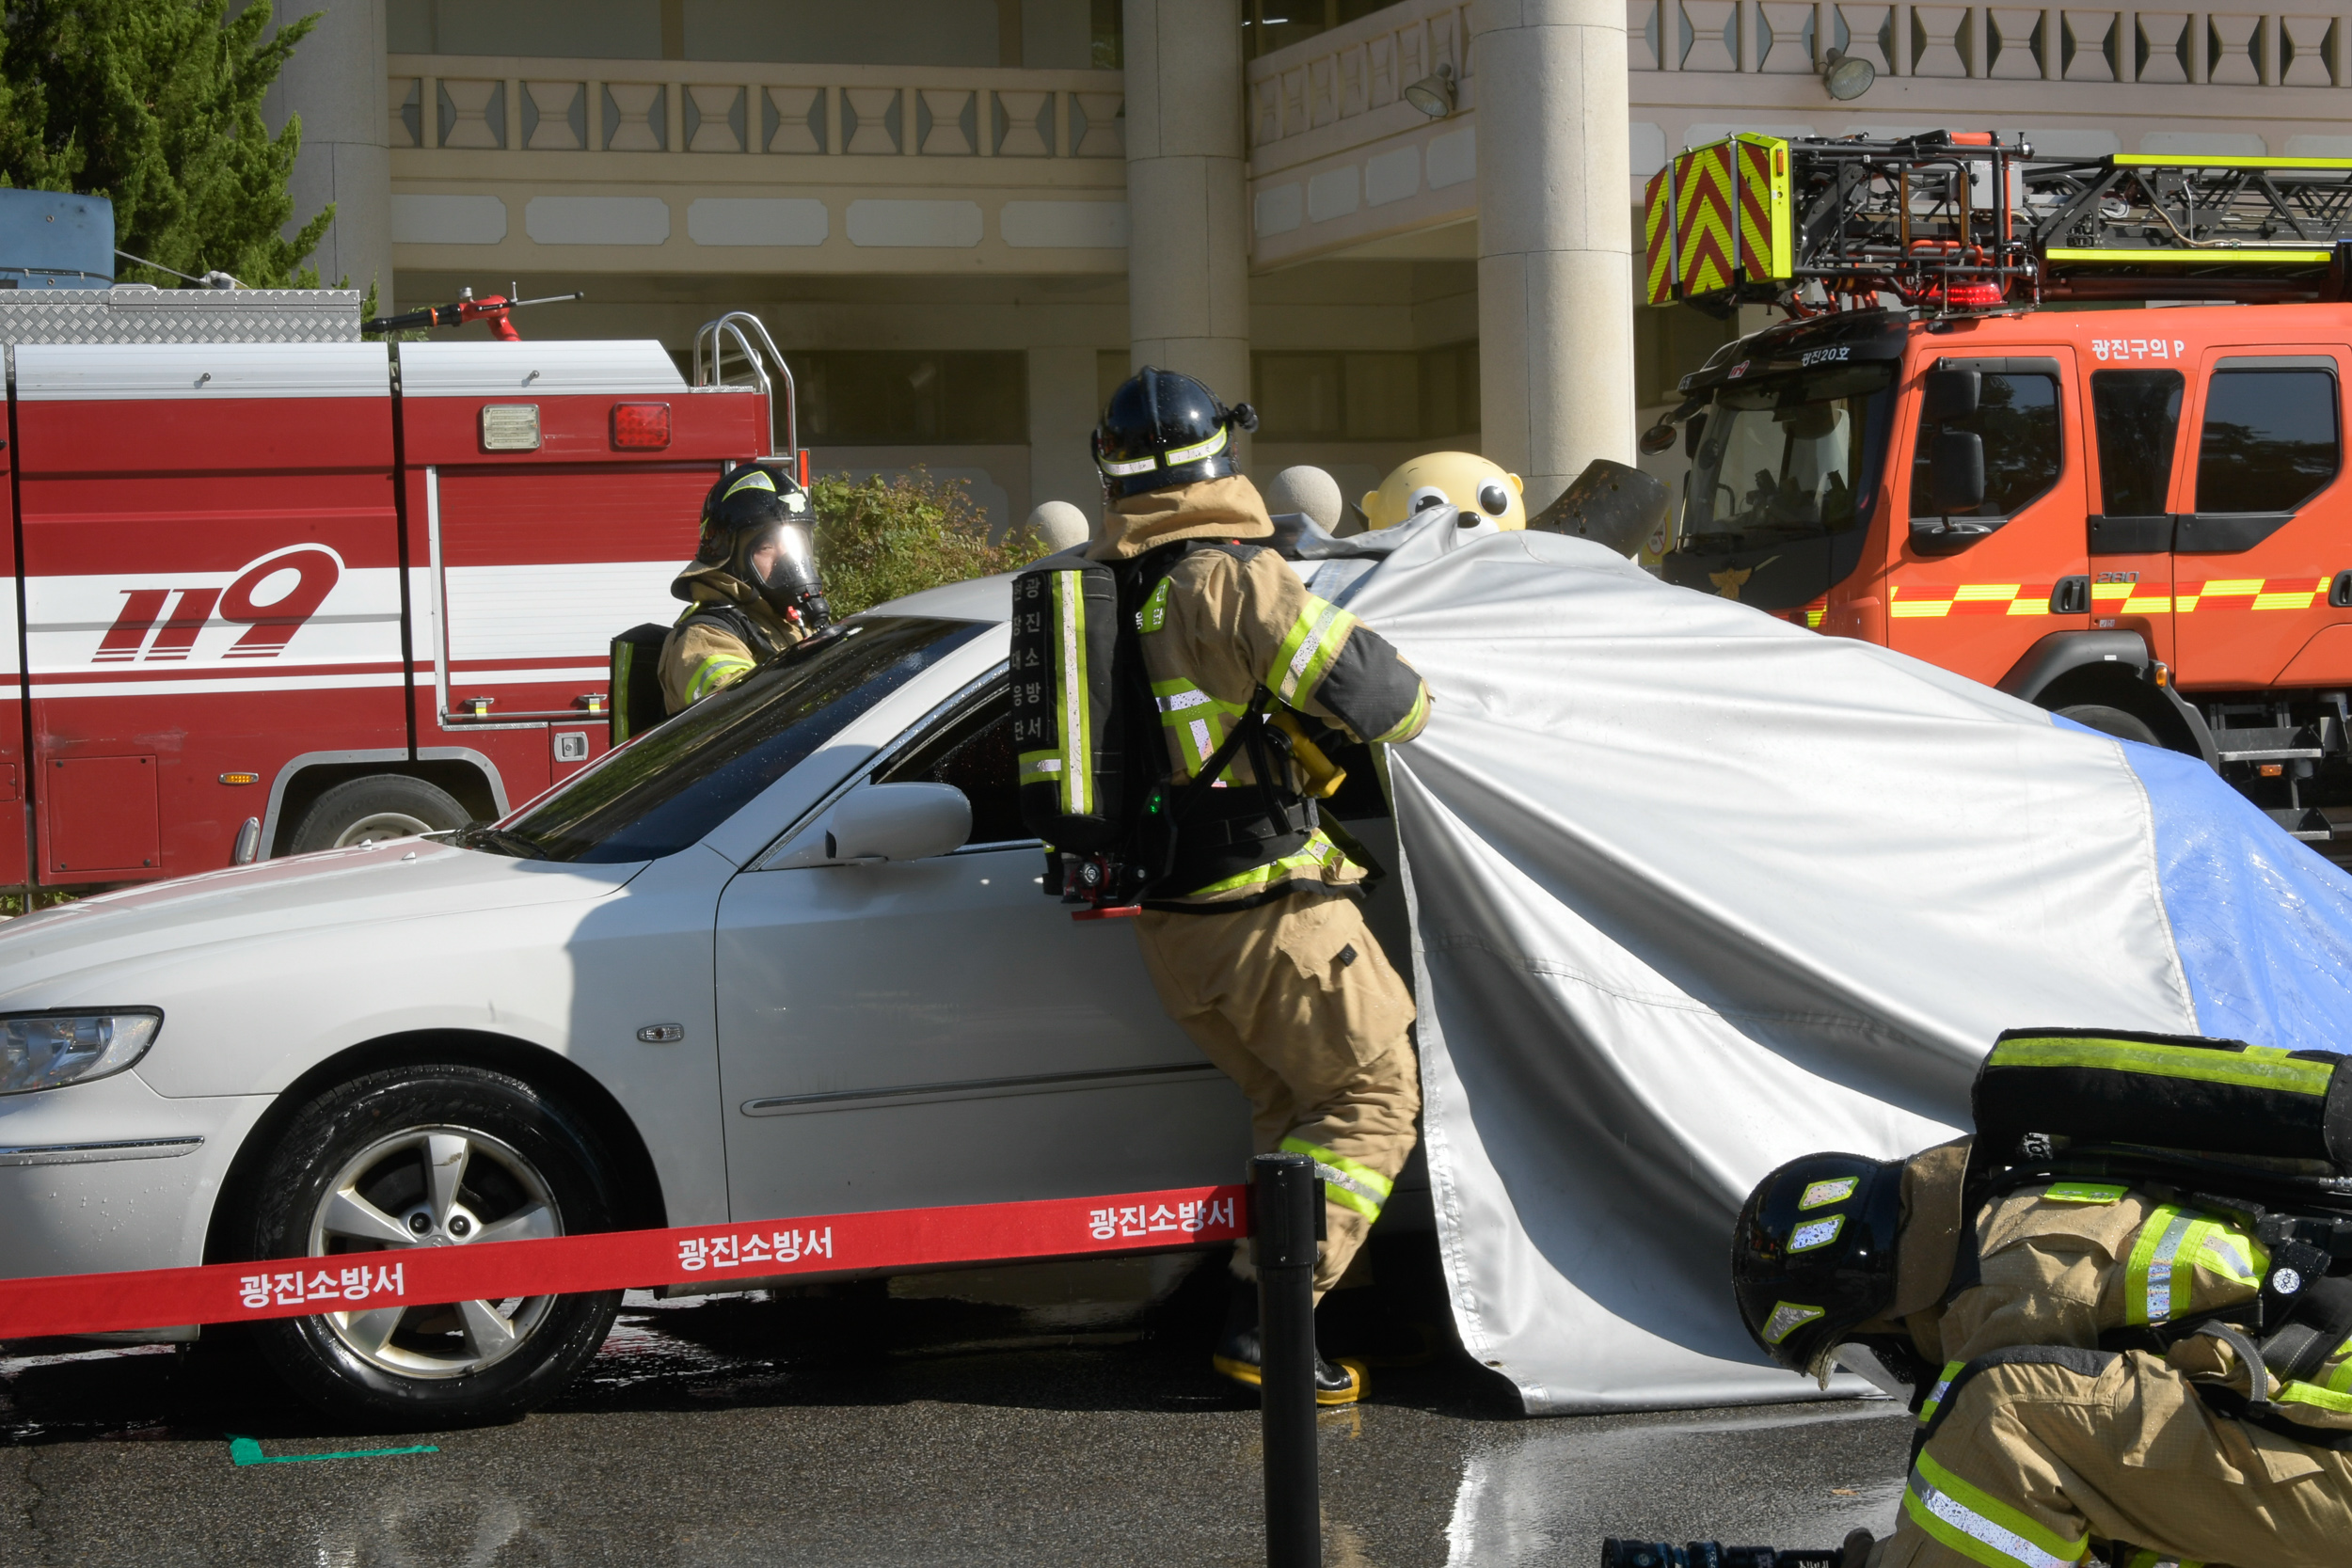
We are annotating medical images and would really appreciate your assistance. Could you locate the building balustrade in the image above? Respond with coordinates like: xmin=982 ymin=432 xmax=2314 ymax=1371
xmin=389 ymin=57 xmax=1124 ymax=160
xmin=1623 ymin=2 xmax=2346 ymax=86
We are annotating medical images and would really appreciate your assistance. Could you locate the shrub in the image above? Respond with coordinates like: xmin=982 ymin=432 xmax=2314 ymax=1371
xmin=811 ymin=468 xmax=1038 ymax=618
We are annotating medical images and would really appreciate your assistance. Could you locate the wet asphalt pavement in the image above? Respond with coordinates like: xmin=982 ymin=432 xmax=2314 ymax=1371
xmin=0 ymin=1240 xmax=1912 ymax=1567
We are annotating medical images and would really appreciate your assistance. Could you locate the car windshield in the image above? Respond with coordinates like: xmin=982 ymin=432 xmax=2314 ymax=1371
xmin=478 ymin=615 xmax=991 ymax=863
xmin=1682 ymin=362 xmax=1897 ymax=553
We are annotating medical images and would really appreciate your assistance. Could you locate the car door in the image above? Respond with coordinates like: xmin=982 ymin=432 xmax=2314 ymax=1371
xmin=1887 ymin=351 xmax=2091 ymax=686
xmin=712 ymin=672 xmax=1250 ymax=1223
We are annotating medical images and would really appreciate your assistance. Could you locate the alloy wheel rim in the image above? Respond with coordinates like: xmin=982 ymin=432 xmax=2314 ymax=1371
xmin=304 ymin=1124 xmax=563 ymax=1379
xmin=331 ymin=810 xmax=437 ymax=848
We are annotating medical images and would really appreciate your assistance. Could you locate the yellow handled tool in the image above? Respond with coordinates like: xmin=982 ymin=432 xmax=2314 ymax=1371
xmin=1270 ymin=710 xmax=1346 ymax=800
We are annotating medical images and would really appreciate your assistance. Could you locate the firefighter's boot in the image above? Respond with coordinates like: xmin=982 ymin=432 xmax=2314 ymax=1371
xmin=1211 ymin=1279 xmax=1368 ymax=1406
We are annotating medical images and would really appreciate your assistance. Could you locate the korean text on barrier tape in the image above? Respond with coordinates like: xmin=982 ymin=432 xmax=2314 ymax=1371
xmin=0 ymin=1185 xmax=1248 ymax=1341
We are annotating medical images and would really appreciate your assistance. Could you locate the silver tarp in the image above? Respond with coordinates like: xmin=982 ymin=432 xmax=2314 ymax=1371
xmin=1338 ymin=518 xmax=2209 ymax=1414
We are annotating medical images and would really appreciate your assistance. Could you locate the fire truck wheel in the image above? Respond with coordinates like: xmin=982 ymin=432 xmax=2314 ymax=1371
xmin=232 ymin=1064 xmax=626 ymax=1426
xmin=288 ymin=774 xmax=470 ymax=854
xmin=2055 ymin=704 xmax=2163 ymax=748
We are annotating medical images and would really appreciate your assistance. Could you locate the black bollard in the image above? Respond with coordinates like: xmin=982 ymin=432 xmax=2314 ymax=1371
xmin=1253 ymin=1151 xmax=1322 ymax=1568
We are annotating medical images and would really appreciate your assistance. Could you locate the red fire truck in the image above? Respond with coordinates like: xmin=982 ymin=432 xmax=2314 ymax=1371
xmin=1643 ymin=132 xmax=2352 ymax=843
xmin=0 ymin=288 xmax=781 ymax=890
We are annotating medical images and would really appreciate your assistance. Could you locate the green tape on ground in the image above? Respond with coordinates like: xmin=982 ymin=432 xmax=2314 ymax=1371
xmin=228 ymin=1434 xmax=438 ymax=1466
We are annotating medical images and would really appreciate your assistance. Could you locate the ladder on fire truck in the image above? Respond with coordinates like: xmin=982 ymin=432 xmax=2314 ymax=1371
xmin=1644 ymin=130 xmax=2352 ymax=316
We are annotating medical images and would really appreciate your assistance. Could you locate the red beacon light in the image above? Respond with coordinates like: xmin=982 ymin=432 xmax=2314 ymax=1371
xmin=612 ymin=402 xmax=672 ymax=449
xmin=1944 ymin=281 xmax=2007 ymax=308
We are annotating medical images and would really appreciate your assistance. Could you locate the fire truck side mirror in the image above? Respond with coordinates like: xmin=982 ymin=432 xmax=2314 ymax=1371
xmin=1927 ymin=431 xmax=1987 ymax=515
xmin=1920 ymin=368 xmax=1980 ymax=423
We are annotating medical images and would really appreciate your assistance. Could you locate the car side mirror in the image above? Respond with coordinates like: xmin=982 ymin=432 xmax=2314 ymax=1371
xmin=825 ymin=783 xmax=971 ymax=863
xmin=1928 ymin=430 xmax=1986 ymax=513
xmin=1920 ymin=368 xmax=1980 ymax=423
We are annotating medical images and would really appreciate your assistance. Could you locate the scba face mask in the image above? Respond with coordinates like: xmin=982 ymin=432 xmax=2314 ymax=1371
xmin=702 ymin=469 xmax=832 ymax=631
xmin=747 ymin=516 xmax=831 ymax=630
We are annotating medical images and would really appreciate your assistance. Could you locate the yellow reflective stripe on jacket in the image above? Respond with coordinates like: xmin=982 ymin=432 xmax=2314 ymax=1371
xmin=1371 ymin=685 xmax=1430 ymax=745
xmin=2191 ymin=1223 xmax=2264 ymax=1291
xmin=1181 ymin=831 xmax=1351 ymax=899
xmin=2123 ymin=1206 xmax=2264 ymax=1324
xmin=1917 ymin=1359 xmax=1966 ymax=1426
xmin=2311 ymin=1335 xmax=2352 ymax=1395
xmin=1904 ymin=1451 xmax=2089 ymax=1568
xmin=686 ymin=655 xmax=754 ymax=703
xmin=2125 ymin=1207 xmax=2199 ymax=1324
xmin=2275 ymin=1377 xmax=2352 ymax=1414
xmin=1279 ymin=1135 xmax=1392 ymax=1220
xmin=1988 ymin=1036 xmax=2333 ymax=1096
xmin=1268 ymin=595 xmax=1357 ymax=706
xmin=1152 ymin=677 xmax=1246 ymax=779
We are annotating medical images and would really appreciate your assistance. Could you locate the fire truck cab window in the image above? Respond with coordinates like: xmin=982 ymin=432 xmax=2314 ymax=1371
xmin=1681 ymin=362 xmax=1894 ymax=547
xmin=1909 ymin=371 xmax=2060 ymax=519
xmin=2090 ymin=369 xmax=2184 ymax=516
xmin=2194 ymin=367 xmax=2340 ymax=515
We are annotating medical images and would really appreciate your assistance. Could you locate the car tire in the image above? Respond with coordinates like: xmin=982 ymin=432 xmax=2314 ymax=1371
xmin=230 ymin=1064 xmax=626 ymax=1426
xmin=287 ymin=774 xmax=469 ymax=854
xmin=2055 ymin=704 xmax=2163 ymax=748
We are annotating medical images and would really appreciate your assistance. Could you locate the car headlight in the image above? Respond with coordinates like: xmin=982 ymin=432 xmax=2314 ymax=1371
xmin=0 ymin=1010 xmax=162 ymax=1095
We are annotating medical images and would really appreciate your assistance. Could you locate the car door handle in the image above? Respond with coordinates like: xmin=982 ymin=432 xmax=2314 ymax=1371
xmin=2050 ymin=576 xmax=2090 ymax=615
xmin=2332 ymin=570 xmax=2352 ymax=610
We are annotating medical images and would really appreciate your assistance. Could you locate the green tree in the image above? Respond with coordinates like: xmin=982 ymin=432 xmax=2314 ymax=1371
xmin=811 ymin=469 xmax=1039 ymax=618
xmin=0 ymin=0 xmax=331 ymax=287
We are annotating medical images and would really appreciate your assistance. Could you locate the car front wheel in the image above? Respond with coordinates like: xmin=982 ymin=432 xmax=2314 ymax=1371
xmin=232 ymin=1064 xmax=626 ymax=1426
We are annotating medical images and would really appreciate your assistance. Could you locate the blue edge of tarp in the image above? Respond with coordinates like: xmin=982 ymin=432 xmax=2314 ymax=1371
xmin=2110 ymin=730 xmax=2352 ymax=1052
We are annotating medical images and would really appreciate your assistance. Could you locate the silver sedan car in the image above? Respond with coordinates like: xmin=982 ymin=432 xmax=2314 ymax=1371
xmin=0 ymin=575 xmax=1415 ymax=1424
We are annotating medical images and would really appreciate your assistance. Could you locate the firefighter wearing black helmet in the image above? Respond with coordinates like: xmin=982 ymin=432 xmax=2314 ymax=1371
xmin=1731 ymin=1142 xmax=2352 ymax=1568
xmin=660 ymin=466 xmax=831 ymax=714
xmin=1089 ymin=367 xmax=1432 ymax=1408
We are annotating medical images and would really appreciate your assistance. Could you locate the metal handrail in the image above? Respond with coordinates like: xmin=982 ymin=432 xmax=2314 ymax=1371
xmin=692 ymin=310 xmax=798 ymax=460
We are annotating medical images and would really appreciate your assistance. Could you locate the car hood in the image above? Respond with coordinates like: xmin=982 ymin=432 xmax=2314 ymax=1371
xmin=0 ymin=838 xmax=642 ymax=1008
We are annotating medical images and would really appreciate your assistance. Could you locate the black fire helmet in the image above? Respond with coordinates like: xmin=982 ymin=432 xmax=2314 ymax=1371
xmin=697 ymin=467 xmax=831 ymax=630
xmin=1091 ymin=366 xmax=1259 ymax=500
xmin=1730 ymin=1150 xmax=1906 ymax=1384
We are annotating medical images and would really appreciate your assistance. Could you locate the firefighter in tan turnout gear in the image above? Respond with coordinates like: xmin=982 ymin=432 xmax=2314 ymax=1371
xmin=660 ymin=467 xmax=830 ymax=715
xmin=1713 ymin=1029 xmax=2352 ymax=1568
xmin=1082 ymin=368 xmax=1431 ymax=1407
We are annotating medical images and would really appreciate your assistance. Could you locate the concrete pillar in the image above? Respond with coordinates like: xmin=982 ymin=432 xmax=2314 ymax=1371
xmin=264 ymin=0 xmax=394 ymax=305
xmin=1121 ymin=0 xmax=1251 ymax=462
xmin=1473 ymin=0 xmax=1637 ymax=512
xmin=1028 ymin=344 xmax=1107 ymax=523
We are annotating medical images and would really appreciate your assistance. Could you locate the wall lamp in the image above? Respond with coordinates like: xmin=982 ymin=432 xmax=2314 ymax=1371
xmin=1821 ymin=47 xmax=1876 ymax=100
xmin=1404 ymin=62 xmax=1455 ymax=119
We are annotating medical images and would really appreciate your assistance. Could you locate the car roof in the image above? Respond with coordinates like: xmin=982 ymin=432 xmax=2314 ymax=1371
xmin=863 ymin=571 xmax=1013 ymax=624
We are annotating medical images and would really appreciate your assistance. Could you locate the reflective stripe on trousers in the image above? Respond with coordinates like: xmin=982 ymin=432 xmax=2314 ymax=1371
xmin=1903 ymin=1451 xmax=2089 ymax=1568
xmin=1279 ymin=1134 xmax=1392 ymax=1221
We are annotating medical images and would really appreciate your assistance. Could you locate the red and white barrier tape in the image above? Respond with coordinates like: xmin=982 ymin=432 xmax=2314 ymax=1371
xmin=0 ymin=1184 xmax=1250 ymax=1340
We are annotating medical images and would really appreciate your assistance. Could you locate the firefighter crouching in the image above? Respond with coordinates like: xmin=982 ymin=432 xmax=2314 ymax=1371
xmin=660 ymin=467 xmax=830 ymax=715
xmin=1088 ymin=368 xmax=1432 ymax=1406
xmin=1718 ymin=1028 xmax=2352 ymax=1568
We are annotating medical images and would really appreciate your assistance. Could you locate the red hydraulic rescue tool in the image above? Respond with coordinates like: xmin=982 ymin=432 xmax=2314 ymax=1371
xmin=361 ymin=285 xmax=584 ymax=341
xmin=1643 ymin=131 xmax=2352 ymax=847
